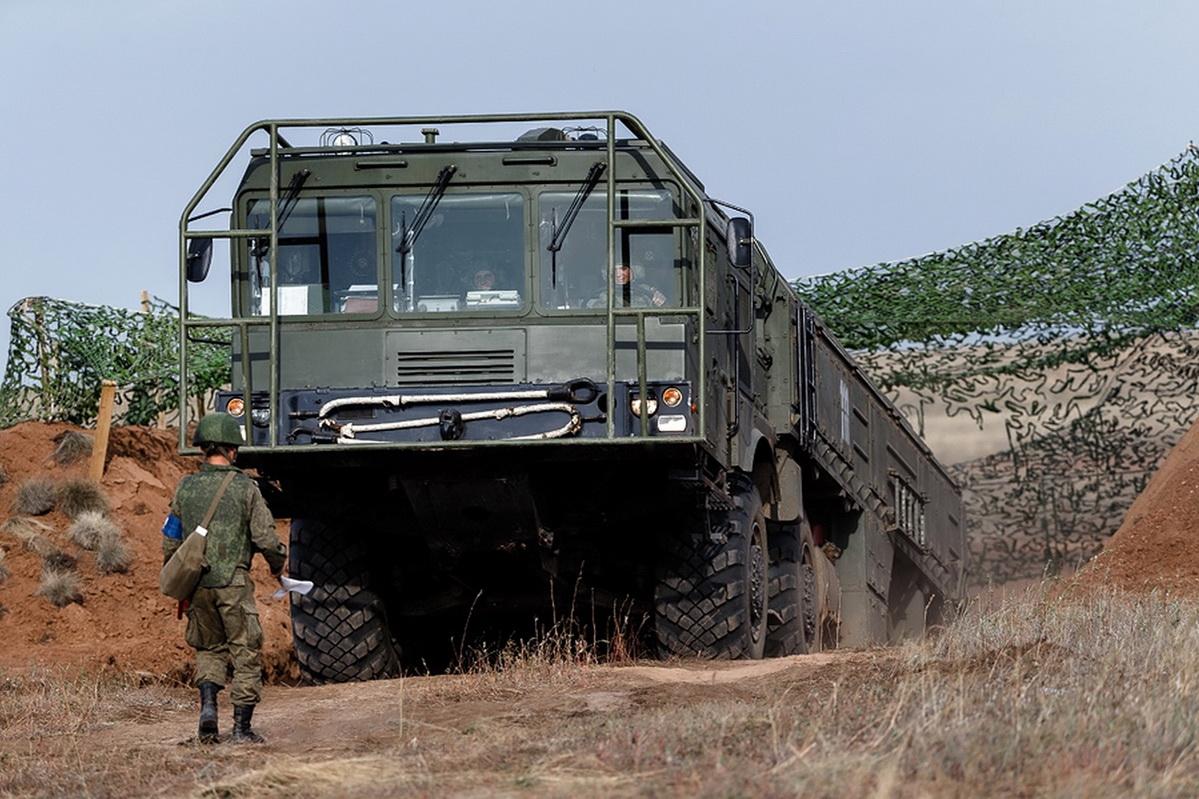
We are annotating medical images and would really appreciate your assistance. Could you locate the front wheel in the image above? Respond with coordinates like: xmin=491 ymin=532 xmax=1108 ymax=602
xmin=288 ymin=517 xmax=400 ymax=683
xmin=654 ymin=477 xmax=769 ymax=659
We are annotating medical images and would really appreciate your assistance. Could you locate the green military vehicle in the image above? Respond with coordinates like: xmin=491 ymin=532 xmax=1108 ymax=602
xmin=179 ymin=112 xmax=965 ymax=682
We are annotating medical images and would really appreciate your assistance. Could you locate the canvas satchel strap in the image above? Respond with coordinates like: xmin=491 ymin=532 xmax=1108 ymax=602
xmin=198 ymin=471 xmax=237 ymax=532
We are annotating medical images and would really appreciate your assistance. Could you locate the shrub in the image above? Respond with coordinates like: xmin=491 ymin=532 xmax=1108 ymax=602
xmin=13 ymin=477 xmax=56 ymax=516
xmin=37 ymin=568 xmax=82 ymax=608
xmin=68 ymin=511 xmax=117 ymax=551
xmin=41 ymin=549 xmax=77 ymax=571
xmin=0 ymin=464 xmax=8 ymax=487
xmin=95 ymin=531 xmax=132 ymax=574
xmin=2 ymin=516 xmax=55 ymax=555
xmin=57 ymin=479 xmax=109 ymax=520
xmin=52 ymin=431 xmax=93 ymax=465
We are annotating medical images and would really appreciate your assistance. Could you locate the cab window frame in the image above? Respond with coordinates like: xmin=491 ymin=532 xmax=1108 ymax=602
xmin=533 ymin=181 xmax=690 ymax=317
xmin=386 ymin=187 xmax=533 ymax=319
xmin=236 ymin=188 xmax=387 ymax=322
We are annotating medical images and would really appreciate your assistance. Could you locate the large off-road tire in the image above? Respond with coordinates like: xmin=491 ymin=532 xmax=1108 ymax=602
xmin=765 ymin=519 xmax=820 ymax=656
xmin=654 ymin=478 xmax=769 ymax=659
xmin=289 ymin=518 xmax=400 ymax=683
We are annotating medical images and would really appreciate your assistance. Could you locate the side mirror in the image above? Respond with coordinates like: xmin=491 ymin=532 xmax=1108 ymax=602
xmin=186 ymin=238 xmax=214 ymax=283
xmin=726 ymin=217 xmax=753 ymax=268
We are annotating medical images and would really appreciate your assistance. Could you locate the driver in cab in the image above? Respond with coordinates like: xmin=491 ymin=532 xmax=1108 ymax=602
xmin=587 ymin=262 xmax=667 ymax=308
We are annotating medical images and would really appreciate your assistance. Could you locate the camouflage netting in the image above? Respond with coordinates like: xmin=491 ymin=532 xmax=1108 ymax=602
xmin=796 ymin=144 xmax=1199 ymax=586
xmin=0 ymin=296 xmax=230 ymax=429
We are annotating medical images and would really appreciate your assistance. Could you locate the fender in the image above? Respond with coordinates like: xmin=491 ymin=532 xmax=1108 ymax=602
xmin=742 ymin=421 xmax=776 ymax=475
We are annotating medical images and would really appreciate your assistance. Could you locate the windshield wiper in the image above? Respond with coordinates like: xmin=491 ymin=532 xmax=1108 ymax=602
xmin=250 ymin=168 xmax=311 ymax=258
xmin=396 ymin=164 xmax=457 ymax=256
xmin=546 ymin=161 xmax=606 ymax=287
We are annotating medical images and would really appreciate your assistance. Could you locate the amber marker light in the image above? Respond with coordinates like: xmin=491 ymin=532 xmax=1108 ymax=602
xmin=662 ymin=387 xmax=683 ymax=408
xmin=225 ymin=397 xmax=245 ymax=417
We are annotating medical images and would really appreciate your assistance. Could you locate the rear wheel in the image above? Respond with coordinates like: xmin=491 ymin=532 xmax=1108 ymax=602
xmin=766 ymin=519 xmax=820 ymax=656
xmin=289 ymin=517 xmax=400 ymax=683
xmin=654 ymin=477 xmax=769 ymax=659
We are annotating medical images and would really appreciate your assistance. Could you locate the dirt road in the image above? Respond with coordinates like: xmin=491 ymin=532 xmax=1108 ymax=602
xmin=3 ymin=651 xmax=882 ymax=798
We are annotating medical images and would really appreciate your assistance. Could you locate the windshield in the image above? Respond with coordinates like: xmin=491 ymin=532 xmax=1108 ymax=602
xmin=538 ymin=189 xmax=685 ymax=311
xmin=391 ymin=193 xmax=526 ymax=314
xmin=246 ymin=196 xmax=378 ymax=316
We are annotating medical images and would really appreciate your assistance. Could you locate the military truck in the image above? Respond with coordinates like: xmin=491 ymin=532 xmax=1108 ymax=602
xmin=179 ymin=112 xmax=965 ymax=682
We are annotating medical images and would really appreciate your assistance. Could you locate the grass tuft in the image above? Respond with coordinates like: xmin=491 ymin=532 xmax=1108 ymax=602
xmin=36 ymin=568 xmax=82 ymax=607
xmin=68 ymin=511 xmax=117 ymax=551
xmin=0 ymin=548 xmax=9 ymax=584
xmin=56 ymin=478 xmax=109 ymax=519
xmin=1 ymin=516 xmax=73 ymax=569
xmin=2 ymin=516 xmax=56 ymax=557
xmin=41 ymin=549 xmax=77 ymax=572
xmin=0 ymin=463 xmax=8 ymax=486
xmin=13 ymin=477 xmax=56 ymax=516
xmin=52 ymin=431 xmax=93 ymax=465
xmin=94 ymin=529 xmax=132 ymax=574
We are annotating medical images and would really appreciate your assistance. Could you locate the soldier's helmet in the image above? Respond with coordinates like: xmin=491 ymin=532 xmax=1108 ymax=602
xmin=193 ymin=413 xmax=245 ymax=447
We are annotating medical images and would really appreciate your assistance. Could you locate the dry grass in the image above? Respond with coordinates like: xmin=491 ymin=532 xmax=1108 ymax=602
xmin=5 ymin=588 xmax=1199 ymax=797
xmin=2 ymin=516 xmax=75 ymax=570
xmin=95 ymin=529 xmax=132 ymax=574
xmin=0 ymin=669 xmax=199 ymax=797
xmin=430 ymin=587 xmax=1199 ymax=797
xmin=196 ymin=756 xmax=431 ymax=798
xmin=412 ymin=583 xmax=1199 ymax=791
xmin=52 ymin=430 xmax=93 ymax=465
xmin=1 ymin=515 xmax=53 ymax=544
xmin=3 ymin=515 xmax=57 ymax=557
xmin=68 ymin=510 xmax=118 ymax=550
xmin=41 ymin=548 xmax=77 ymax=571
xmin=36 ymin=567 xmax=82 ymax=607
xmin=69 ymin=511 xmax=131 ymax=572
xmin=13 ymin=476 xmax=56 ymax=516
xmin=57 ymin=477 xmax=109 ymax=519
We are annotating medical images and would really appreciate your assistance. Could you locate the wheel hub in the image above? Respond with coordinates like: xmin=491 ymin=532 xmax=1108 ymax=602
xmin=749 ymin=522 xmax=767 ymax=641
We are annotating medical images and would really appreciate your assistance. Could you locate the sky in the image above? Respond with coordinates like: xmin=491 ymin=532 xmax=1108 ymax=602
xmin=3 ymin=0 xmax=1199 ymax=373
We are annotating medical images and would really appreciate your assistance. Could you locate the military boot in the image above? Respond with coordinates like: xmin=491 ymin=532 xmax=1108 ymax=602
xmin=197 ymin=682 xmax=221 ymax=743
xmin=231 ymin=704 xmax=265 ymax=744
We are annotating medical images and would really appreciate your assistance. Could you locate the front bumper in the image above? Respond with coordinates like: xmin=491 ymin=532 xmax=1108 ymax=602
xmin=217 ymin=379 xmax=695 ymax=448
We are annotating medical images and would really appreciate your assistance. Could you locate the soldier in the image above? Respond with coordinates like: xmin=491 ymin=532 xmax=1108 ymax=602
xmin=586 ymin=262 xmax=668 ymax=308
xmin=162 ymin=413 xmax=286 ymax=744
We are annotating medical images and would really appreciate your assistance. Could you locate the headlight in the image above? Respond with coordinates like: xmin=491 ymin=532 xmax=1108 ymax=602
xmin=225 ymin=397 xmax=245 ymax=417
xmin=251 ymin=408 xmax=271 ymax=427
xmin=630 ymin=394 xmax=658 ymax=417
xmin=661 ymin=387 xmax=683 ymax=408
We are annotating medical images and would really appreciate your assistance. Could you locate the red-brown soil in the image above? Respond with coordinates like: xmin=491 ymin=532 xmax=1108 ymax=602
xmin=1074 ymin=415 xmax=1199 ymax=595
xmin=0 ymin=421 xmax=295 ymax=678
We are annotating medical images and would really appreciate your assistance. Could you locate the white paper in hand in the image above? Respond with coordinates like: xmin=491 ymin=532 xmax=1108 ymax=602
xmin=272 ymin=576 xmax=315 ymax=600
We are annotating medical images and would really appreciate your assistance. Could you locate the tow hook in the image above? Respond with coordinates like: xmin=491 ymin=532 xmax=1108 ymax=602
xmin=439 ymin=409 xmax=465 ymax=440
xmin=548 ymin=378 xmax=599 ymax=404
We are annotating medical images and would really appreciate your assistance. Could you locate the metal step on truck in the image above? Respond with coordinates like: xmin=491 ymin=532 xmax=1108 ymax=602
xmin=179 ymin=111 xmax=966 ymax=682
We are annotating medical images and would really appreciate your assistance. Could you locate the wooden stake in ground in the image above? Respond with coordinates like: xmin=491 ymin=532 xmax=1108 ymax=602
xmin=89 ymin=380 xmax=117 ymax=482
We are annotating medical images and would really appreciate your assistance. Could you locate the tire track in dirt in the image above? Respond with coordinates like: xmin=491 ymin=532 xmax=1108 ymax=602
xmin=96 ymin=650 xmax=878 ymax=756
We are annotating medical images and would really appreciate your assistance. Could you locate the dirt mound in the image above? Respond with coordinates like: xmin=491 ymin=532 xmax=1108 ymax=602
xmin=1074 ymin=415 xmax=1199 ymax=594
xmin=0 ymin=421 xmax=296 ymax=679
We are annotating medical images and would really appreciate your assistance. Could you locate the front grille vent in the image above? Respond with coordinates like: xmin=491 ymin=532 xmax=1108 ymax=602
xmin=394 ymin=348 xmax=515 ymax=386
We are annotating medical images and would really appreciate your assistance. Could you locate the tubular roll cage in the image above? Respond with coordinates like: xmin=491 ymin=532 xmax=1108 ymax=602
xmin=179 ymin=111 xmax=712 ymax=454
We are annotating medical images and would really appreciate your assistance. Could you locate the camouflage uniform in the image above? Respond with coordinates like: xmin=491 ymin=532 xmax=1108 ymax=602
xmin=164 ymin=464 xmax=285 ymax=706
